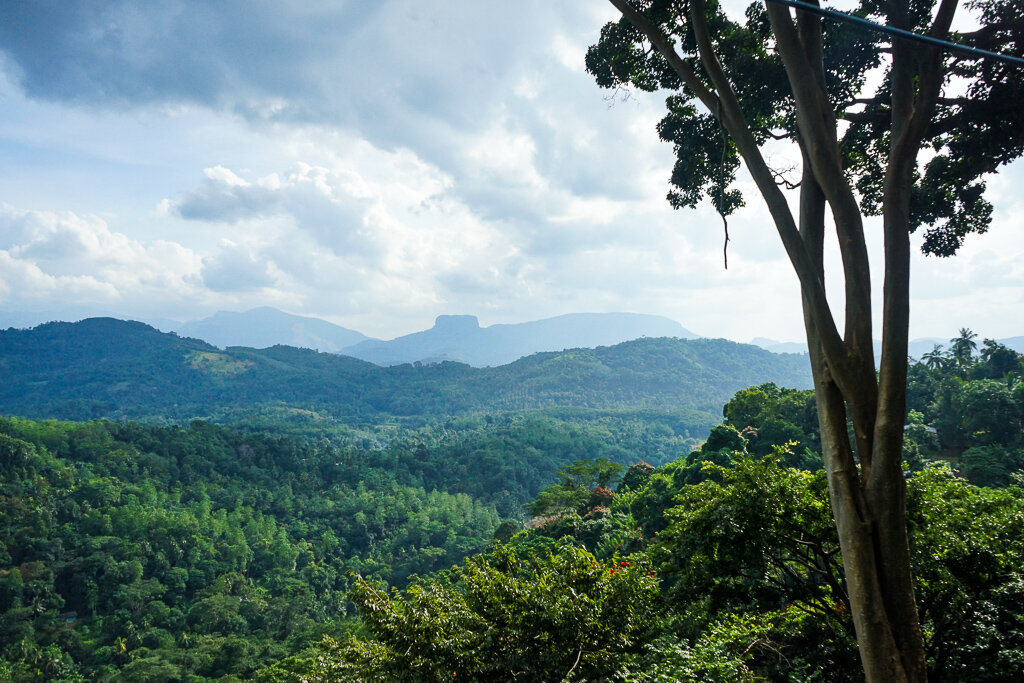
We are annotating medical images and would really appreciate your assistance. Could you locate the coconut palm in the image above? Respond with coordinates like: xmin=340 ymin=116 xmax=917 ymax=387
xmin=950 ymin=328 xmax=979 ymax=373
xmin=922 ymin=344 xmax=947 ymax=371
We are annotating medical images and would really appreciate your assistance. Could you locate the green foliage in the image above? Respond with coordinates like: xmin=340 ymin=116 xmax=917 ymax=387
xmin=0 ymin=417 xmax=501 ymax=680
xmin=524 ymin=458 xmax=626 ymax=517
xmin=960 ymin=445 xmax=1024 ymax=490
xmin=506 ymin=415 xmax=1024 ymax=682
xmin=618 ymin=461 xmax=655 ymax=493
xmin=907 ymin=466 xmax=1024 ymax=681
xmin=722 ymin=383 xmax=820 ymax=465
xmin=622 ymin=611 xmax=827 ymax=683
xmin=586 ymin=1 xmax=1024 ymax=256
xmin=653 ymin=448 xmax=856 ymax=675
xmin=269 ymin=543 xmax=658 ymax=682
xmin=903 ymin=343 xmax=1024 ymax=483
xmin=6 ymin=329 xmax=1024 ymax=681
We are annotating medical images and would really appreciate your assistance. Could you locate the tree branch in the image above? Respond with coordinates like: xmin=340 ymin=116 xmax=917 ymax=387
xmin=767 ymin=0 xmax=879 ymax=464
xmin=609 ymin=0 xmax=847 ymax=383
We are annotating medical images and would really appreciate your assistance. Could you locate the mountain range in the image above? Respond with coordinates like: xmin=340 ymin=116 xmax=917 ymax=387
xmin=0 ymin=307 xmax=699 ymax=366
xmin=5 ymin=306 xmax=1016 ymax=367
xmin=0 ymin=317 xmax=811 ymax=425
xmin=173 ymin=306 xmax=371 ymax=353
xmin=167 ymin=308 xmax=697 ymax=367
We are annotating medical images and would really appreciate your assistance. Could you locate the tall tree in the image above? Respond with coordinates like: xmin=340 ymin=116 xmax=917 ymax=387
xmin=586 ymin=1 xmax=1024 ymax=681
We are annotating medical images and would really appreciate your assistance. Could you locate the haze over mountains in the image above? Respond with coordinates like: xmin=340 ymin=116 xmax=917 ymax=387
xmin=173 ymin=307 xmax=371 ymax=353
xmin=0 ymin=307 xmax=699 ymax=366
xmin=341 ymin=312 xmax=698 ymax=367
xmin=748 ymin=336 xmax=1024 ymax=358
xmin=168 ymin=309 xmax=697 ymax=367
xmin=4 ymin=306 xmax=1018 ymax=367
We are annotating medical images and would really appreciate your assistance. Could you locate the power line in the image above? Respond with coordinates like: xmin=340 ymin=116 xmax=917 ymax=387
xmin=765 ymin=0 xmax=1024 ymax=67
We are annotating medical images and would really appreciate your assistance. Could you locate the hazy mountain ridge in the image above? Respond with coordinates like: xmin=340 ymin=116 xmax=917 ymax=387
xmin=0 ymin=318 xmax=809 ymax=424
xmin=749 ymin=336 xmax=1024 ymax=358
xmin=341 ymin=312 xmax=699 ymax=367
xmin=173 ymin=306 xmax=371 ymax=352
xmin=3 ymin=308 xmax=697 ymax=367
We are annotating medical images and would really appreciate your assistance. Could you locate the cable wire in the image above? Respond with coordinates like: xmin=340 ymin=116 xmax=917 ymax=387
xmin=765 ymin=0 xmax=1024 ymax=67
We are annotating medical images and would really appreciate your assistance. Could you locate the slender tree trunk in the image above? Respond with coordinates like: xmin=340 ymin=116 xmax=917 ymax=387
xmin=797 ymin=153 xmax=922 ymax=682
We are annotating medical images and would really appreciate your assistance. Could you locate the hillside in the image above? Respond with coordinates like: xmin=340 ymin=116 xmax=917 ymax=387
xmin=0 ymin=318 xmax=810 ymax=425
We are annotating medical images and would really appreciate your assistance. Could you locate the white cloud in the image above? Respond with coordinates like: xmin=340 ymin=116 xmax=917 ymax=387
xmin=0 ymin=205 xmax=205 ymax=312
xmin=200 ymin=240 xmax=277 ymax=292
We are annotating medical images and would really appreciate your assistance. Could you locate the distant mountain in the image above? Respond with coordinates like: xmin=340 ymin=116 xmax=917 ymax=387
xmin=749 ymin=335 xmax=1024 ymax=360
xmin=0 ymin=318 xmax=808 ymax=424
xmin=999 ymin=337 xmax=1024 ymax=354
xmin=174 ymin=307 xmax=371 ymax=352
xmin=748 ymin=337 xmax=808 ymax=355
xmin=342 ymin=312 xmax=699 ymax=367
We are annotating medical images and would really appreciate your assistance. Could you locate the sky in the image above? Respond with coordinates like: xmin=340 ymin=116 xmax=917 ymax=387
xmin=0 ymin=1 xmax=1021 ymax=343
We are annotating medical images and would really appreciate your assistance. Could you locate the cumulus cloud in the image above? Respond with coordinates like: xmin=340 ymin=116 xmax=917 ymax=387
xmin=0 ymin=205 xmax=204 ymax=310
xmin=200 ymin=241 xmax=277 ymax=292
xmin=0 ymin=2 xmax=598 ymax=131
xmin=170 ymin=166 xmax=280 ymax=222
xmin=167 ymin=163 xmax=376 ymax=256
xmin=0 ymin=1 xmax=662 ymax=204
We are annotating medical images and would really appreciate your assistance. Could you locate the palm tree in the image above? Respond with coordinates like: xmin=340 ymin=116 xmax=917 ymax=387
xmin=922 ymin=344 xmax=947 ymax=371
xmin=950 ymin=328 xmax=978 ymax=372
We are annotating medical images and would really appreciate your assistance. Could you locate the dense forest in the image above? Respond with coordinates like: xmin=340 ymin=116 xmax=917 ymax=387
xmin=1 ymin=331 xmax=1022 ymax=680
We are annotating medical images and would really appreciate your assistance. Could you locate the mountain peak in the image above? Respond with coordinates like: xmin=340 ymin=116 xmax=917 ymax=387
xmin=343 ymin=312 xmax=697 ymax=367
xmin=433 ymin=315 xmax=480 ymax=331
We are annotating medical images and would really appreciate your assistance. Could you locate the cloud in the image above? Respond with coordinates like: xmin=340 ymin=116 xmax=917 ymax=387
xmin=170 ymin=166 xmax=280 ymax=222
xmin=0 ymin=205 xmax=204 ymax=311
xmin=166 ymin=160 xmax=409 ymax=258
xmin=0 ymin=250 xmax=118 ymax=302
xmin=200 ymin=240 xmax=276 ymax=292
xmin=0 ymin=2 xmax=596 ymax=129
xmin=0 ymin=1 xmax=660 ymax=202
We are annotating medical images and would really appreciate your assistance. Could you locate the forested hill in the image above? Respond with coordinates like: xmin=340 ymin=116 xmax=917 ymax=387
xmin=0 ymin=318 xmax=811 ymax=423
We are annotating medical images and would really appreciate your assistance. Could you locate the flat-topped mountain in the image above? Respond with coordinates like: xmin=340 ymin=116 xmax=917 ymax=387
xmin=0 ymin=318 xmax=809 ymax=424
xmin=341 ymin=312 xmax=699 ymax=367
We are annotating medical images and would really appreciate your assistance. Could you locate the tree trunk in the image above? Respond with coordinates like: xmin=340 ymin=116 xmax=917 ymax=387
xmin=797 ymin=150 xmax=924 ymax=682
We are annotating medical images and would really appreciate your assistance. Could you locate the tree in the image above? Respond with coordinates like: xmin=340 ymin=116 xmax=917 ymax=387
xmin=271 ymin=543 xmax=658 ymax=681
xmin=950 ymin=327 xmax=979 ymax=372
xmin=921 ymin=343 xmax=948 ymax=372
xmin=976 ymin=338 xmax=1020 ymax=378
xmin=586 ymin=1 xmax=1024 ymax=680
